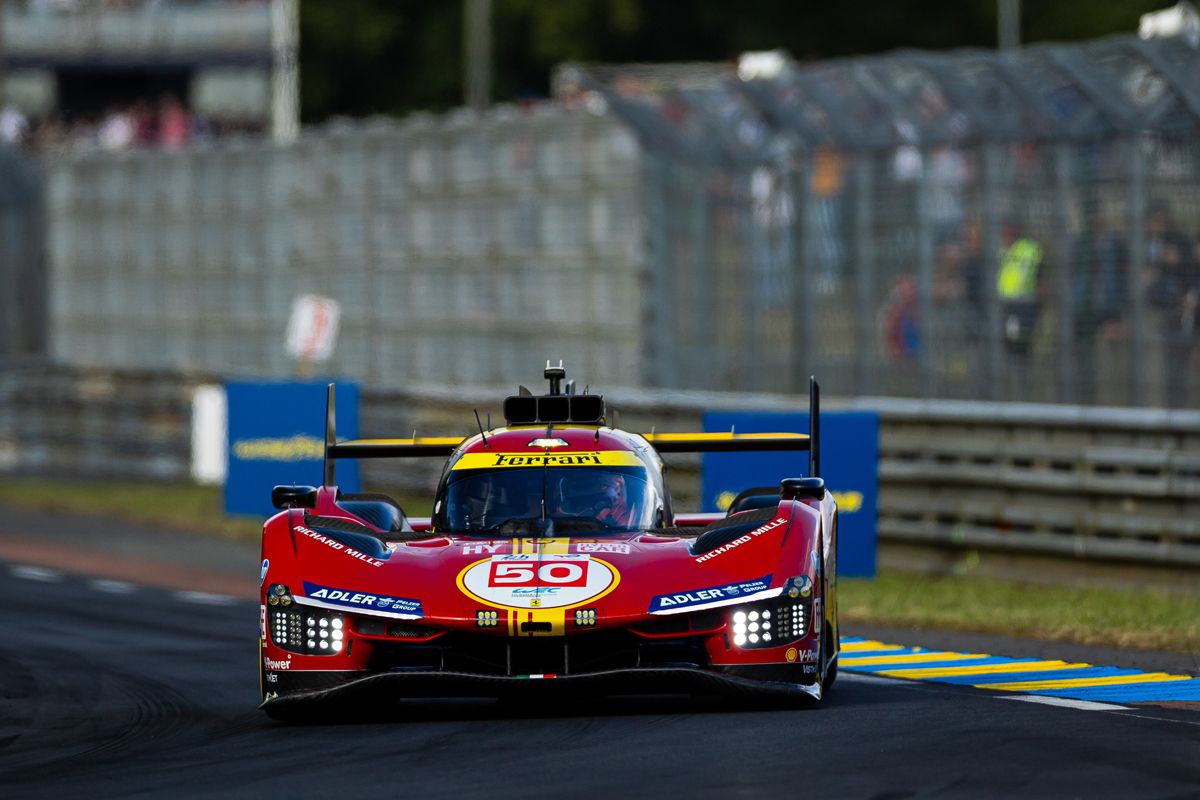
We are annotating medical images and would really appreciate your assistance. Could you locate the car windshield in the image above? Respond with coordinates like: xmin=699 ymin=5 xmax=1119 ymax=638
xmin=442 ymin=465 xmax=659 ymax=534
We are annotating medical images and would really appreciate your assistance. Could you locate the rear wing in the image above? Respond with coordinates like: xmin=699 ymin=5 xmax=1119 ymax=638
xmin=321 ymin=377 xmax=822 ymax=486
xmin=639 ymin=376 xmax=820 ymax=476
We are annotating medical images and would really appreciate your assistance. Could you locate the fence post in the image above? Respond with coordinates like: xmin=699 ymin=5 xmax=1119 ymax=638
xmin=645 ymin=154 xmax=676 ymax=388
xmin=791 ymin=154 xmax=815 ymax=393
xmin=915 ymin=147 xmax=937 ymax=398
xmin=1053 ymin=142 xmax=1075 ymax=403
xmin=853 ymin=154 xmax=876 ymax=397
xmin=1126 ymin=135 xmax=1147 ymax=408
xmin=981 ymin=142 xmax=1004 ymax=400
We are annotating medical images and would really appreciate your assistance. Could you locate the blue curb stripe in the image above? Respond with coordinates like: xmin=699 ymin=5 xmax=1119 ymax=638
xmin=840 ymin=636 xmax=1200 ymax=703
xmin=1027 ymin=680 xmax=1200 ymax=702
xmin=933 ymin=667 xmax=1139 ymax=685
xmin=847 ymin=656 xmax=1041 ymax=673
xmin=840 ymin=647 xmax=929 ymax=659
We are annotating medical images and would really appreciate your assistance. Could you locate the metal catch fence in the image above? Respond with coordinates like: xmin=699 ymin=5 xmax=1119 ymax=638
xmin=44 ymin=108 xmax=645 ymax=389
xmin=560 ymin=33 xmax=1200 ymax=407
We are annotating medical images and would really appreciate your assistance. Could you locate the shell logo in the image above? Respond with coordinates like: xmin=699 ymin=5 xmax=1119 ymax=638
xmin=457 ymin=554 xmax=620 ymax=611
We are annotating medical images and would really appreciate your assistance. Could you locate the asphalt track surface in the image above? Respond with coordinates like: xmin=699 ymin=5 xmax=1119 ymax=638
xmin=0 ymin=513 xmax=1198 ymax=798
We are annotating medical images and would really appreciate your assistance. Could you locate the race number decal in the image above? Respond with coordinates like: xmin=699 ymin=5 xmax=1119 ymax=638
xmin=458 ymin=554 xmax=618 ymax=610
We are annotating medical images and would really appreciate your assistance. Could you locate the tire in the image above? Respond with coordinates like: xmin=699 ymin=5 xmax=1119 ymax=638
xmin=823 ymin=619 xmax=838 ymax=692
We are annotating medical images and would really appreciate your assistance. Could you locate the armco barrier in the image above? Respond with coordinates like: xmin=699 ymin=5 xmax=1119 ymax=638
xmin=867 ymin=398 xmax=1200 ymax=568
xmin=0 ymin=366 xmax=1197 ymax=572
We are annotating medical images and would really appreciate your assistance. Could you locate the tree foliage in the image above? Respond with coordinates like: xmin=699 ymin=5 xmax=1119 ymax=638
xmin=299 ymin=0 xmax=1172 ymax=121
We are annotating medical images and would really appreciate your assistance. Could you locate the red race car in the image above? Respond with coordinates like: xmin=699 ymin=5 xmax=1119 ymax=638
xmin=259 ymin=365 xmax=838 ymax=717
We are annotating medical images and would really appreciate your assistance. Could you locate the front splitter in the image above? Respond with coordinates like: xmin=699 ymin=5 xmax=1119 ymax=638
xmin=261 ymin=666 xmax=822 ymax=715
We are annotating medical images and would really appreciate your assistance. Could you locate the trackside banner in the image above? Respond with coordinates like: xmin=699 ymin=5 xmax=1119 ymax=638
xmin=225 ymin=381 xmax=360 ymax=517
xmin=701 ymin=410 xmax=878 ymax=578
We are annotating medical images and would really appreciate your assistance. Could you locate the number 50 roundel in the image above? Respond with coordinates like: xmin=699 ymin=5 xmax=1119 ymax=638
xmin=457 ymin=554 xmax=619 ymax=610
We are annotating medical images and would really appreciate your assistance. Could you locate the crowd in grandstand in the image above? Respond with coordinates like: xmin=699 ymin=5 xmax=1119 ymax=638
xmin=0 ymin=97 xmax=264 ymax=152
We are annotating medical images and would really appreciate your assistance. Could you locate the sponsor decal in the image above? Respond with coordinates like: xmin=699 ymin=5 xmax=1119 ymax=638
xmin=795 ymin=648 xmax=819 ymax=662
xmin=648 ymin=575 xmax=773 ymax=613
xmin=301 ymin=581 xmax=423 ymax=616
xmin=462 ymin=542 xmax=503 ymax=555
xmin=694 ymin=517 xmax=787 ymax=563
xmin=259 ymin=604 xmax=267 ymax=640
xmin=266 ymin=672 xmax=279 ymax=683
xmin=452 ymin=450 xmax=642 ymax=470
xmin=576 ymin=541 xmax=632 ymax=555
xmin=264 ymin=655 xmax=292 ymax=671
xmin=457 ymin=554 xmax=619 ymax=610
xmin=785 ymin=647 xmax=798 ymax=662
xmin=802 ymin=664 xmax=818 ymax=674
xmin=296 ymin=526 xmax=384 ymax=567
xmin=259 ymin=559 xmax=269 ymax=585
xmin=233 ymin=434 xmax=324 ymax=461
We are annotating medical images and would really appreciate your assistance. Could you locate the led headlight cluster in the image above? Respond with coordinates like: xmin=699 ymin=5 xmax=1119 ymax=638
xmin=306 ymin=613 xmax=346 ymax=653
xmin=268 ymin=604 xmax=345 ymax=656
xmin=728 ymin=597 xmax=810 ymax=649
xmin=573 ymin=609 xmax=597 ymax=627
xmin=731 ymin=608 xmax=772 ymax=647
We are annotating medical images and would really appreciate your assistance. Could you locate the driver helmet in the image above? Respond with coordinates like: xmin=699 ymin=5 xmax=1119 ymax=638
xmin=558 ymin=471 xmax=630 ymax=526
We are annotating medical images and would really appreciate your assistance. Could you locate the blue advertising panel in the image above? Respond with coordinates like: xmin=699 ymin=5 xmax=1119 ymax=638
xmin=225 ymin=381 xmax=360 ymax=517
xmin=702 ymin=411 xmax=878 ymax=577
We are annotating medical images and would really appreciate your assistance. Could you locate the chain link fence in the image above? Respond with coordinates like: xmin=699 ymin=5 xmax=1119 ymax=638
xmin=33 ymin=33 xmax=1200 ymax=407
xmin=0 ymin=147 xmax=45 ymax=363
xmin=45 ymin=108 xmax=644 ymax=389
xmin=561 ymin=33 xmax=1200 ymax=406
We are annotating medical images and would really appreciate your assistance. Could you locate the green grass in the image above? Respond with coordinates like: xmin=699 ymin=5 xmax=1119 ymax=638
xmin=0 ymin=479 xmax=430 ymax=543
xmin=840 ymin=573 xmax=1200 ymax=654
xmin=0 ymin=479 xmax=1196 ymax=653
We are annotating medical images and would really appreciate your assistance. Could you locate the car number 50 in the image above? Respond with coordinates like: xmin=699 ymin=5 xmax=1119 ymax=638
xmin=489 ymin=561 xmax=587 ymax=587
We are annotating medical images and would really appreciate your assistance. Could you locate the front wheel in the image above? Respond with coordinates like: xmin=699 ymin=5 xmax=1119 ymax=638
xmin=823 ymin=619 xmax=838 ymax=692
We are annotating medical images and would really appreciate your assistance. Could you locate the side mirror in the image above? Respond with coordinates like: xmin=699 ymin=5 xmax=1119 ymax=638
xmin=780 ymin=477 xmax=825 ymax=501
xmin=272 ymin=484 xmax=318 ymax=510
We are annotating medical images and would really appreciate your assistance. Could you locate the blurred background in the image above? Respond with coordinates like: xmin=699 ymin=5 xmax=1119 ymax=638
xmin=0 ymin=1 xmax=1197 ymax=597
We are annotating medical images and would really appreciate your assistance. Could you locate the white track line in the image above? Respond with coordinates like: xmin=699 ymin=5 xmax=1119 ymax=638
xmin=998 ymin=695 xmax=1128 ymax=712
xmin=10 ymin=565 xmax=64 ymax=582
xmin=89 ymin=579 xmax=137 ymax=594
xmin=838 ymin=672 xmax=909 ymax=686
xmin=172 ymin=590 xmax=237 ymax=606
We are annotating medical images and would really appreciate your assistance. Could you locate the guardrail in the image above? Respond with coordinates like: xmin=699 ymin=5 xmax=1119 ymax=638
xmin=869 ymin=398 xmax=1200 ymax=568
xmin=1 ymin=366 xmax=1197 ymax=570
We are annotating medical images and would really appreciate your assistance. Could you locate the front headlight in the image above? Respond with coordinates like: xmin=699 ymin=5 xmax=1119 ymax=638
xmin=269 ymin=603 xmax=346 ymax=656
xmin=728 ymin=596 xmax=810 ymax=649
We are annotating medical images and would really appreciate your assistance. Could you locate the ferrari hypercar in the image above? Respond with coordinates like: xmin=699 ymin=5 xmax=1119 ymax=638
xmin=259 ymin=365 xmax=838 ymax=717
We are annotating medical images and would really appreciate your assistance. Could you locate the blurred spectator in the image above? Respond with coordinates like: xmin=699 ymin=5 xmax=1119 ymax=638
xmin=1143 ymin=201 xmax=1196 ymax=407
xmin=881 ymin=275 xmax=919 ymax=360
xmin=1070 ymin=206 xmax=1128 ymax=403
xmin=98 ymin=105 xmax=135 ymax=151
xmin=0 ymin=105 xmax=29 ymax=146
xmin=996 ymin=219 xmax=1045 ymax=357
xmin=157 ymin=94 xmax=189 ymax=149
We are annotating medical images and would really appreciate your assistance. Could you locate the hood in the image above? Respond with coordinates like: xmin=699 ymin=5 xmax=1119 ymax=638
xmin=281 ymin=505 xmax=817 ymax=635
